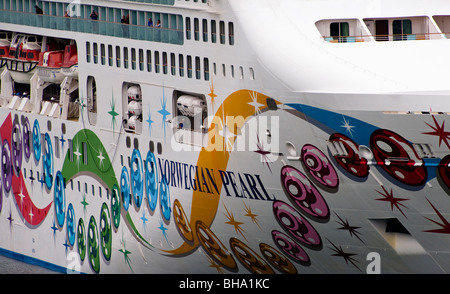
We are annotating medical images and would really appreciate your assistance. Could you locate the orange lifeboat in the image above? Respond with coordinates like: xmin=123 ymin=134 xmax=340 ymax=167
xmin=61 ymin=44 xmax=78 ymax=77
xmin=37 ymin=50 xmax=65 ymax=83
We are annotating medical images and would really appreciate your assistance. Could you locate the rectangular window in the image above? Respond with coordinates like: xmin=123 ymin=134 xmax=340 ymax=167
xmin=195 ymin=56 xmax=201 ymax=80
xmin=220 ymin=21 xmax=225 ymax=44
xmin=179 ymin=54 xmax=184 ymax=77
xmin=131 ymin=48 xmax=136 ymax=70
xmin=185 ymin=17 xmax=191 ymax=40
xmin=123 ymin=47 xmax=129 ymax=69
xmin=162 ymin=52 xmax=167 ymax=74
xmin=228 ymin=22 xmax=234 ymax=45
xmin=194 ymin=18 xmax=199 ymax=41
xmin=330 ymin=22 xmax=349 ymax=42
xmin=204 ymin=58 xmax=209 ymax=81
xmin=187 ymin=55 xmax=192 ymax=78
xmin=171 ymin=53 xmax=176 ymax=76
xmin=139 ymin=49 xmax=144 ymax=71
xmin=393 ymin=19 xmax=412 ymax=41
xmin=100 ymin=43 xmax=105 ymax=65
xmin=211 ymin=20 xmax=217 ymax=43
xmin=116 ymin=46 xmax=121 ymax=67
xmin=86 ymin=42 xmax=91 ymax=63
xmin=147 ymin=50 xmax=152 ymax=72
xmin=93 ymin=43 xmax=98 ymax=64
xmin=108 ymin=45 xmax=113 ymax=66
xmin=155 ymin=51 xmax=160 ymax=73
xmin=202 ymin=19 xmax=208 ymax=42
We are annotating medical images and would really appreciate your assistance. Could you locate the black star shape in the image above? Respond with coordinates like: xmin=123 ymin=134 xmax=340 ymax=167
xmin=327 ymin=239 xmax=361 ymax=272
xmin=335 ymin=213 xmax=364 ymax=244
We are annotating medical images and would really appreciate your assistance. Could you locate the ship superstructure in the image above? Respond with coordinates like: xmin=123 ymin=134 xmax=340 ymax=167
xmin=0 ymin=0 xmax=450 ymax=274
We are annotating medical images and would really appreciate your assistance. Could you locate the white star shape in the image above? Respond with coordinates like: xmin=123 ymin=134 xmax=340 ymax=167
xmin=248 ymin=91 xmax=264 ymax=115
xmin=340 ymin=116 xmax=356 ymax=137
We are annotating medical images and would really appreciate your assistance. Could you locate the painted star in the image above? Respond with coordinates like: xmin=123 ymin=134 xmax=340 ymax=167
xmin=328 ymin=239 xmax=361 ymax=272
xmin=97 ymin=149 xmax=105 ymax=168
xmin=141 ymin=210 xmax=148 ymax=230
xmin=424 ymin=198 xmax=450 ymax=234
xmin=51 ymin=220 xmax=58 ymax=237
xmin=108 ymin=95 xmax=119 ymax=132
xmin=80 ymin=193 xmax=89 ymax=215
xmin=207 ymin=256 xmax=225 ymax=274
xmin=146 ymin=108 xmax=154 ymax=136
xmin=158 ymin=93 xmax=171 ymax=140
xmin=208 ymin=80 xmax=218 ymax=111
xmin=340 ymin=116 xmax=356 ymax=137
xmin=423 ymin=114 xmax=450 ymax=150
xmin=335 ymin=213 xmax=364 ymax=244
xmin=375 ymin=186 xmax=409 ymax=218
xmin=158 ymin=217 xmax=169 ymax=245
xmin=119 ymin=233 xmax=133 ymax=273
xmin=253 ymin=134 xmax=273 ymax=173
xmin=60 ymin=134 xmax=66 ymax=150
xmin=224 ymin=204 xmax=246 ymax=241
xmin=243 ymin=201 xmax=260 ymax=229
xmin=248 ymin=91 xmax=264 ymax=115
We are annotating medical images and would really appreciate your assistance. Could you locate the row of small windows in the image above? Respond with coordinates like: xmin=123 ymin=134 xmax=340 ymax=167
xmin=186 ymin=18 xmax=234 ymax=45
xmin=86 ymin=42 xmax=255 ymax=81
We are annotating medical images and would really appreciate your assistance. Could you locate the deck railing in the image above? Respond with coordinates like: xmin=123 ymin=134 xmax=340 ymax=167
xmin=323 ymin=32 xmax=444 ymax=43
xmin=0 ymin=10 xmax=184 ymax=45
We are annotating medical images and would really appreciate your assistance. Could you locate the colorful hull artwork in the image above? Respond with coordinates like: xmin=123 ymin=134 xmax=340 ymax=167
xmin=1 ymin=88 xmax=450 ymax=274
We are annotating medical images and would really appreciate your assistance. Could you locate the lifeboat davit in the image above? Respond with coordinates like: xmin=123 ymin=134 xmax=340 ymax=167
xmin=5 ymin=35 xmax=42 ymax=83
xmin=0 ymin=32 xmax=11 ymax=72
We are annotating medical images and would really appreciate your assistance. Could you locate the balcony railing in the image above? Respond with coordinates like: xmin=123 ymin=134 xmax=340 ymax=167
xmin=323 ymin=32 xmax=443 ymax=43
xmin=0 ymin=10 xmax=184 ymax=45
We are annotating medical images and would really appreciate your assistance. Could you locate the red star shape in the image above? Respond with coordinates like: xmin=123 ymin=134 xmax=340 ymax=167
xmin=423 ymin=114 xmax=450 ymax=150
xmin=424 ymin=198 xmax=450 ymax=234
xmin=375 ymin=186 xmax=409 ymax=218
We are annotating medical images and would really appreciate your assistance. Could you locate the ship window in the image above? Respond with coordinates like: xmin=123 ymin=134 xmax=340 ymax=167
xmin=204 ymin=58 xmax=209 ymax=81
xmin=172 ymin=91 xmax=208 ymax=146
xmin=220 ymin=21 xmax=225 ymax=44
xmin=171 ymin=53 xmax=176 ymax=76
xmin=87 ymin=75 xmax=97 ymax=125
xmin=228 ymin=22 xmax=234 ymax=45
xmin=393 ymin=19 xmax=412 ymax=41
xmin=330 ymin=22 xmax=349 ymax=42
xmin=231 ymin=65 xmax=234 ymax=78
xmin=147 ymin=50 xmax=152 ymax=72
xmin=116 ymin=46 xmax=121 ymax=67
xmin=108 ymin=45 xmax=113 ymax=66
xmin=202 ymin=19 xmax=208 ymax=42
xmin=194 ymin=18 xmax=199 ymax=41
xmin=249 ymin=67 xmax=255 ymax=80
xmin=195 ymin=56 xmax=201 ymax=79
xmin=155 ymin=51 xmax=160 ymax=73
xmin=93 ymin=43 xmax=98 ymax=64
xmin=179 ymin=54 xmax=184 ymax=77
xmin=101 ymin=43 xmax=105 ymax=65
xmin=123 ymin=47 xmax=129 ymax=69
xmin=82 ymin=141 xmax=88 ymax=165
xmin=186 ymin=17 xmax=191 ymax=40
xmin=239 ymin=66 xmax=244 ymax=79
xmin=131 ymin=48 xmax=136 ymax=70
xmin=139 ymin=49 xmax=144 ymax=71
xmin=187 ymin=55 xmax=192 ymax=78
xmin=211 ymin=20 xmax=217 ymax=43
xmin=222 ymin=64 xmax=226 ymax=77
xmin=86 ymin=42 xmax=91 ymax=63
xmin=163 ymin=52 xmax=168 ymax=74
